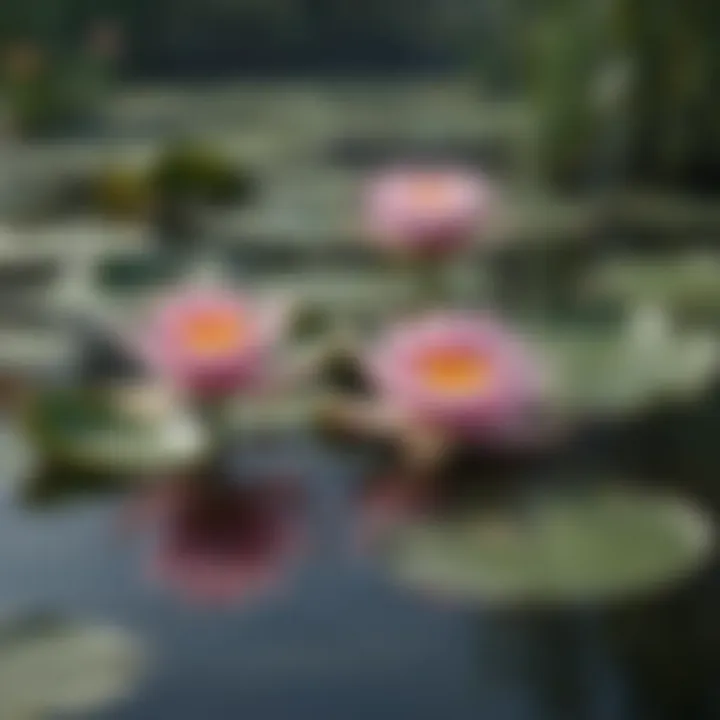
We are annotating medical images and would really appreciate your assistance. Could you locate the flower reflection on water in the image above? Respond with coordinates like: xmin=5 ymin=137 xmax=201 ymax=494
xmin=354 ymin=441 xmax=546 ymax=554
xmin=128 ymin=472 xmax=306 ymax=606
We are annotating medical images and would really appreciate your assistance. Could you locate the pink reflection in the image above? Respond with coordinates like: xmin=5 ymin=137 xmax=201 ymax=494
xmin=129 ymin=476 xmax=304 ymax=606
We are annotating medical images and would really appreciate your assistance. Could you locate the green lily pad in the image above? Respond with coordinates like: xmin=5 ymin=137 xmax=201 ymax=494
xmin=0 ymin=612 xmax=148 ymax=718
xmin=291 ymin=303 xmax=334 ymax=342
xmin=377 ymin=486 xmax=714 ymax=606
xmin=531 ymin=321 xmax=719 ymax=414
xmin=589 ymin=254 xmax=720 ymax=311
xmin=24 ymin=386 xmax=207 ymax=476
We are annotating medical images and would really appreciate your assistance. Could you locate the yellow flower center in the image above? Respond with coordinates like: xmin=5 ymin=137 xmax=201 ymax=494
xmin=181 ymin=309 xmax=247 ymax=357
xmin=409 ymin=177 xmax=452 ymax=210
xmin=416 ymin=347 xmax=492 ymax=395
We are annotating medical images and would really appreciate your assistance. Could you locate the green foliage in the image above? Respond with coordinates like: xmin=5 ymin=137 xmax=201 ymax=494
xmin=149 ymin=142 xmax=256 ymax=206
xmin=2 ymin=46 xmax=115 ymax=138
xmin=524 ymin=0 xmax=609 ymax=187
xmin=86 ymin=142 xmax=256 ymax=221
xmin=379 ymin=486 xmax=712 ymax=604
xmin=528 ymin=0 xmax=720 ymax=190
xmin=617 ymin=1 xmax=720 ymax=187
xmin=21 ymin=463 xmax=125 ymax=509
xmin=93 ymin=166 xmax=152 ymax=219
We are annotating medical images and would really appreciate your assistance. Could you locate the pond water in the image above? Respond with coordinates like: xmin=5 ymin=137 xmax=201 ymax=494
xmin=1 ymin=422 xmax=719 ymax=720
xmin=0 ymin=434 xmax=487 ymax=719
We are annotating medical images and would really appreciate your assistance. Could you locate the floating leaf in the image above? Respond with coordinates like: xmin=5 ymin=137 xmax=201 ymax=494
xmin=377 ymin=485 xmax=713 ymax=606
xmin=0 ymin=612 xmax=148 ymax=718
xmin=24 ymin=386 xmax=207 ymax=477
xmin=533 ymin=319 xmax=719 ymax=413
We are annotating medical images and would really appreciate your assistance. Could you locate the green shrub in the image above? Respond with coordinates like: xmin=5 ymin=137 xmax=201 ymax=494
xmin=149 ymin=142 xmax=256 ymax=206
xmin=93 ymin=167 xmax=152 ymax=219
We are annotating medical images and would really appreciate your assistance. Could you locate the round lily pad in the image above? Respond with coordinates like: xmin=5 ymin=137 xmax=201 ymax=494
xmin=0 ymin=612 xmax=148 ymax=717
xmin=376 ymin=486 xmax=714 ymax=607
xmin=24 ymin=386 xmax=207 ymax=476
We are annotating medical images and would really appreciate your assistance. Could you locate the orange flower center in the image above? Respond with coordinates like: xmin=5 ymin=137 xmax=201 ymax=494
xmin=416 ymin=347 xmax=492 ymax=395
xmin=409 ymin=177 xmax=452 ymax=210
xmin=181 ymin=309 xmax=247 ymax=357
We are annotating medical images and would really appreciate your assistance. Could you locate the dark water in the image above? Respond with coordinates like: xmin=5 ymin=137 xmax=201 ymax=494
xmin=0 ymin=439 xmax=485 ymax=719
xmin=1 ymin=427 xmax=719 ymax=720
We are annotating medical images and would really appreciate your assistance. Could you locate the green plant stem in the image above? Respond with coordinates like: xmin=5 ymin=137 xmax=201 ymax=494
xmin=413 ymin=257 xmax=448 ymax=310
xmin=196 ymin=397 xmax=235 ymax=457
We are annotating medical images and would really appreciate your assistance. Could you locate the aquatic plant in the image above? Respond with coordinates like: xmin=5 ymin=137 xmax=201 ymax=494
xmin=0 ymin=613 xmax=148 ymax=717
xmin=24 ymin=383 xmax=206 ymax=477
xmin=364 ymin=167 xmax=492 ymax=258
xmin=525 ymin=0 xmax=720 ymax=191
xmin=140 ymin=287 xmax=288 ymax=401
xmin=150 ymin=141 xmax=256 ymax=207
xmin=374 ymin=485 xmax=714 ymax=607
xmin=366 ymin=311 xmax=544 ymax=446
xmin=1 ymin=26 xmax=120 ymax=139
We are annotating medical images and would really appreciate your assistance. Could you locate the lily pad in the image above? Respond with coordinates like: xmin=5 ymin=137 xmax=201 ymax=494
xmin=589 ymin=254 xmax=720 ymax=311
xmin=532 ymin=319 xmax=719 ymax=414
xmin=377 ymin=486 xmax=714 ymax=606
xmin=0 ymin=612 xmax=148 ymax=718
xmin=24 ymin=386 xmax=207 ymax=476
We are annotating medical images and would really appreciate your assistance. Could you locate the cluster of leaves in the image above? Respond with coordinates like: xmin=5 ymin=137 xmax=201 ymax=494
xmin=87 ymin=142 xmax=256 ymax=220
xmin=1 ymin=27 xmax=118 ymax=139
xmin=149 ymin=142 xmax=256 ymax=206
xmin=614 ymin=1 xmax=720 ymax=189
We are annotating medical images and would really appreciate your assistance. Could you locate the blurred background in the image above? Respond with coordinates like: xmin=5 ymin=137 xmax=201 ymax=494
xmin=0 ymin=1 xmax=720 ymax=718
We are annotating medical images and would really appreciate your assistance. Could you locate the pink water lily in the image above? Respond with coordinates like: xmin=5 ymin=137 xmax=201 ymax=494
xmin=140 ymin=288 xmax=286 ymax=398
xmin=367 ymin=312 xmax=543 ymax=445
xmin=364 ymin=167 xmax=492 ymax=257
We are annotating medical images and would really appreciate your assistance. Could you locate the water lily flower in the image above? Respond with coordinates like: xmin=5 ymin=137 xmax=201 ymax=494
xmin=133 ymin=478 xmax=304 ymax=605
xmin=364 ymin=167 xmax=492 ymax=257
xmin=140 ymin=288 xmax=287 ymax=398
xmin=367 ymin=312 xmax=544 ymax=446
